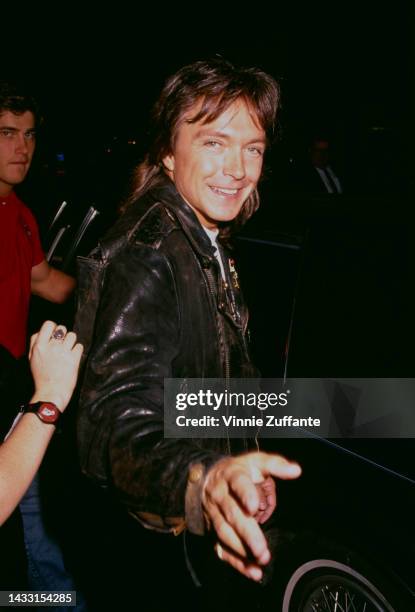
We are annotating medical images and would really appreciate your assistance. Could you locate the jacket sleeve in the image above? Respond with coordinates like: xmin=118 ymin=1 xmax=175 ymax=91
xmin=77 ymin=243 xmax=221 ymax=533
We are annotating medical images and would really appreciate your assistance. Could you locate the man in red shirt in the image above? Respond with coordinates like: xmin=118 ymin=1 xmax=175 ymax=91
xmin=0 ymin=82 xmax=86 ymax=608
xmin=0 ymin=81 xmax=75 ymax=360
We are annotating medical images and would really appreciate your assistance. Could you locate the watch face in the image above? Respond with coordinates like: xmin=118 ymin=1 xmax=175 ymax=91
xmin=37 ymin=403 xmax=60 ymax=424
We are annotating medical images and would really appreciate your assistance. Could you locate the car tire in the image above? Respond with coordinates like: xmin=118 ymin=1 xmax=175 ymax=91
xmin=259 ymin=529 xmax=413 ymax=612
xmin=282 ymin=558 xmax=396 ymax=611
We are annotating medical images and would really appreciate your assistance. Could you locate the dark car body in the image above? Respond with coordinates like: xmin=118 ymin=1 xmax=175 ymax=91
xmin=235 ymin=192 xmax=415 ymax=610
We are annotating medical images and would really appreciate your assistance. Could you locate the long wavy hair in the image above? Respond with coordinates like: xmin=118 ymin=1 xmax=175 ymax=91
xmin=125 ymin=58 xmax=280 ymax=241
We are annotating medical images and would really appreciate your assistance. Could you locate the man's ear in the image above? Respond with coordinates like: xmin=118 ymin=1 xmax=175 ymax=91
xmin=162 ymin=154 xmax=175 ymax=175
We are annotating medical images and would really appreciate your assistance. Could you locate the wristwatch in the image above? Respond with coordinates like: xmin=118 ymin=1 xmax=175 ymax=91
xmin=20 ymin=401 xmax=61 ymax=425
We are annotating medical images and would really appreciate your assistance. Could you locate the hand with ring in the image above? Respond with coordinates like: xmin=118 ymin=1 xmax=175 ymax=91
xmin=29 ymin=321 xmax=84 ymax=412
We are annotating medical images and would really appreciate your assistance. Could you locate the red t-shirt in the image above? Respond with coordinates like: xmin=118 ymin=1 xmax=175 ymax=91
xmin=0 ymin=192 xmax=45 ymax=358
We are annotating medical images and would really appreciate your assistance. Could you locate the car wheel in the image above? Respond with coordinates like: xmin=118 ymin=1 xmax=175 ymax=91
xmin=282 ymin=558 xmax=395 ymax=611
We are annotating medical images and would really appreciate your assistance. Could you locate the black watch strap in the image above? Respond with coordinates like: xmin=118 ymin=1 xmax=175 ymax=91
xmin=20 ymin=401 xmax=61 ymax=425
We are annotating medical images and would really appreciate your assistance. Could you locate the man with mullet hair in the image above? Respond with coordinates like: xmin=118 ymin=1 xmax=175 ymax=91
xmin=76 ymin=58 xmax=301 ymax=609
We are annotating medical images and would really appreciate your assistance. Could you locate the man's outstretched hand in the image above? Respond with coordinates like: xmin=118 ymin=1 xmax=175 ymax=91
xmin=201 ymin=451 xmax=301 ymax=581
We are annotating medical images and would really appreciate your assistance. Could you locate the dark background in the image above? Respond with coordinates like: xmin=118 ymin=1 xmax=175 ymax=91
xmin=6 ymin=3 xmax=414 ymax=197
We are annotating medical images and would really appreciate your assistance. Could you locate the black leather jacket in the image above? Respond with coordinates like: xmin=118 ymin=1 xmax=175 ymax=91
xmin=75 ymin=177 xmax=257 ymax=533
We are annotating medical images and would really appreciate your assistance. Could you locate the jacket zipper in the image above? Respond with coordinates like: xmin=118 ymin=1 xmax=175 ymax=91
xmin=204 ymin=264 xmax=231 ymax=454
xmin=204 ymin=266 xmax=230 ymax=382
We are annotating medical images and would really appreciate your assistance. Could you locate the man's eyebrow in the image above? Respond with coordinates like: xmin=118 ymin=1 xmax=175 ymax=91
xmin=194 ymin=128 xmax=266 ymax=145
xmin=194 ymin=128 xmax=229 ymax=139
xmin=0 ymin=126 xmax=36 ymax=134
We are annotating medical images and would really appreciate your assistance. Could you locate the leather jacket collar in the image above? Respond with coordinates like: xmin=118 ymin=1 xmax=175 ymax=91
xmin=147 ymin=176 xmax=218 ymax=265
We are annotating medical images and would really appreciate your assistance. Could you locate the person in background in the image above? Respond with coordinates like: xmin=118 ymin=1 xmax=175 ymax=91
xmin=292 ymin=135 xmax=344 ymax=196
xmin=0 ymin=81 xmax=75 ymax=363
xmin=0 ymin=81 xmax=85 ymax=609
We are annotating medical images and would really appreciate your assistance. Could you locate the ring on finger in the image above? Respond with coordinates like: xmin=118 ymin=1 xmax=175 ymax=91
xmin=52 ymin=327 xmax=66 ymax=340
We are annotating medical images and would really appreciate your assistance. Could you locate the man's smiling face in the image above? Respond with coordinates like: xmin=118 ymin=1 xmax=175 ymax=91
xmin=163 ymin=99 xmax=266 ymax=229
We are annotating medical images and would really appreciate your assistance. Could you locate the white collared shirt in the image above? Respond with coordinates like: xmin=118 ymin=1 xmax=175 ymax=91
xmin=203 ymin=226 xmax=226 ymax=281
